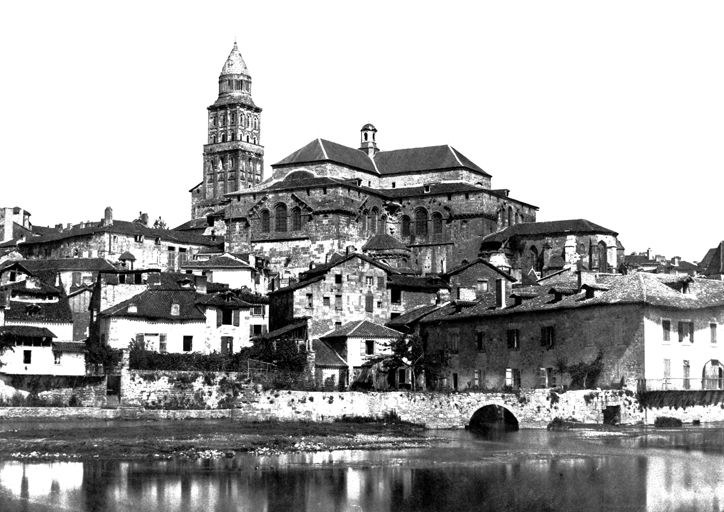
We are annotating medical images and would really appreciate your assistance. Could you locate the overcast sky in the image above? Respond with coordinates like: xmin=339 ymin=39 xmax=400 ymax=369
xmin=1 ymin=1 xmax=722 ymax=261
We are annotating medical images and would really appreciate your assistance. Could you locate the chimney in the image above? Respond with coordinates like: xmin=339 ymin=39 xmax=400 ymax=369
xmin=672 ymin=256 xmax=680 ymax=267
xmin=647 ymin=248 xmax=653 ymax=260
xmin=140 ymin=213 xmax=149 ymax=226
xmin=576 ymin=259 xmax=584 ymax=291
xmin=195 ymin=275 xmax=207 ymax=294
xmin=495 ymin=278 xmax=506 ymax=308
xmin=436 ymin=288 xmax=451 ymax=305
xmin=103 ymin=207 xmax=113 ymax=227
xmin=3 ymin=208 xmax=12 ymax=243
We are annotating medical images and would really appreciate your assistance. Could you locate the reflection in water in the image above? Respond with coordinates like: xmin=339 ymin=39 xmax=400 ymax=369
xmin=3 ymin=429 xmax=724 ymax=511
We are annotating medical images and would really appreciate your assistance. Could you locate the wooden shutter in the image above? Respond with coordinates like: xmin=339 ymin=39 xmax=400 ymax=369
xmin=365 ymin=294 xmax=374 ymax=312
xmin=135 ymin=333 xmax=144 ymax=349
xmin=216 ymin=309 xmax=222 ymax=327
xmin=233 ymin=309 xmax=240 ymax=326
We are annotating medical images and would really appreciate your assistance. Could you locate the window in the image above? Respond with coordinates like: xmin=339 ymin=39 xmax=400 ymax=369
xmin=365 ymin=340 xmax=375 ymax=355
xmin=473 ymin=370 xmax=481 ymax=388
xmin=291 ymin=207 xmax=303 ymax=231
xmin=415 ymin=208 xmax=428 ymax=237
xmin=252 ymin=305 xmax=264 ymax=316
xmin=8 ymin=270 xmax=16 ymax=282
xmin=335 ymin=274 xmax=343 ymax=285
xmin=134 ymin=235 xmax=144 ymax=243
xmin=683 ymin=360 xmax=690 ymax=390
xmin=505 ymin=368 xmax=521 ymax=389
xmin=476 ymin=279 xmax=489 ymax=295
xmin=183 ymin=336 xmax=193 ymax=352
xmin=663 ymin=358 xmax=671 ymax=388
xmin=391 ymin=288 xmax=402 ymax=304
xmin=449 ymin=332 xmax=459 ymax=353
xmin=662 ymin=320 xmax=671 ymax=342
xmin=507 ymin=329 xmax=520 ymax=350
xmin=365 ymin=276 xmax=373 ymax=287
xmin=260 ymin=209 xmax=270 ymax=233
xmin=159 ymin=334 xmax=167 ymax=354
xmin=335 ymin=294 xmax=342 ymax=310
xmin=377 ymin=276 xmax=385 ymax=289
xmin=712 ymin=323 xmax=718 ymax=344
xmin=23 ymin=350 xmax=31 ymax=365
xmin=323 ymin=296 xmax=331 ymax=308
xmin=221 ymin=336 xmax=233 ymax=355
xmin=222 ymin=309 xmax=233 ymax=325
xmin=541 ymin=326 xmax=555 ymax=349
xmin=306 ymin=293 xmax=313 ymax=309
xmin=678 ymin=321 xmax=694 ymax=343
xmin=431 ymin=212 xmax=443 ymax=236
xmin=476 ymin=332 xmax=485 ymax=351
xmin=365 ymin=293 xmax=374 ymax=312
xmin=538 ymin=368 xmax=555 ymax=388
xmin=170 ymin=303 xmax=180 ymax=316
xmin=54 ymin=352 xmax=61 ymax=365
xmin=401 ymin=216 xmax=411 ymax=237
xmin=275 ymin=204 xmax=287 ymax=232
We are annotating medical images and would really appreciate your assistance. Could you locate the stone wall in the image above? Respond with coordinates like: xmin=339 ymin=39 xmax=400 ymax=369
xmin=0 ymin=374 xmax=107 ymax=407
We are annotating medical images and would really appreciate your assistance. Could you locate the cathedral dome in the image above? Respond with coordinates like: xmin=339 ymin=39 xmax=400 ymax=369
xmin=220 ymin=42 xmax=248 ymax=76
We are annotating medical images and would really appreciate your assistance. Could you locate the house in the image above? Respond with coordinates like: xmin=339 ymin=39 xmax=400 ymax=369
xmin=442 ymin=258 xmax=516 ymax=301
xmin=698 ymin=242 xmax=724 ymax=279
xmin=268 ymin=252 xmax=446 ymax=339
xmin=478 ymin=219 xmax=621 ymax=280
xmin=316 ymin=320 xmax=403 ymax=389
xmin=0 ymin=277 xmax=86 ymax=376
xmin=180 ymin=253 xmax=268 ymax=293
xmin=18 ymin=207 xmax=222 ymax=272
xmin=624 ymin=249 xmax=698 ymax=276
xmin=419 ymin=273 xmax=724 ymax=392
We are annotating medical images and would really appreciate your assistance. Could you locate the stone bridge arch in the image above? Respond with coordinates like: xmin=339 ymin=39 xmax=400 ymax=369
xmin=467 ymin=402 xmax=520 ymax=433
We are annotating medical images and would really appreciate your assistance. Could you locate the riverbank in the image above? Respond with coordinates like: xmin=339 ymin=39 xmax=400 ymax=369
xmin=0 ymin=418 xmax=436 ymax=462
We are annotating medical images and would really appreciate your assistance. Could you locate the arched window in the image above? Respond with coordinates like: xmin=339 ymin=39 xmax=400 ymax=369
xmin=401 ymin=215 xmax=411 ymax=237
xmin=360 ymin=211 xmax=368 ymax=233
xmin=211 ymin=135 xmax=216 ymax=144
xmin=598 ymin=241 xmax=608 ymax=272
xmin=275 ymin=203 xmax=287 ymax=232
xmin=231 ymin=132 xmax=236 ymax=141
xmin=508 ymin=206 xmax=514 ymax=227
xmin=291 ymin=206 xmax=302 ymax=231
xmin=415 ymin=208 xmax=428 ymax=237
xmin=221 ymin=133 xmax=227 ymax=143
xmin=230 ymin=156 xmax=236 ymax=169
xmin=432 ymin=212 xmax=443 ymax=236
xmin=260 ymin=209 xmax=270 ymax=233
xmin=369 ymin=207 xmax=379 ymax=234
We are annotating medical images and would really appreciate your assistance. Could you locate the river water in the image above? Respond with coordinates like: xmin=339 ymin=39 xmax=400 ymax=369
xmin=2 ymin=426 xmax=724 ymax=512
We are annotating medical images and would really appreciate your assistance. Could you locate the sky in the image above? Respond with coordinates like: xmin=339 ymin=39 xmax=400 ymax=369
xmin=1 ymin=1 xmax=723 ymax=262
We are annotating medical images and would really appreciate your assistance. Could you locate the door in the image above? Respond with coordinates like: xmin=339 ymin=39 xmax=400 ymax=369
xmin=221 ymin=336 xmax=234 ymax=355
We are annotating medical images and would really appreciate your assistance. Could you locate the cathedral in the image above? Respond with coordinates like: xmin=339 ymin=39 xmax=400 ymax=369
xmin=189 ymin=44 xmax=538 ymax=276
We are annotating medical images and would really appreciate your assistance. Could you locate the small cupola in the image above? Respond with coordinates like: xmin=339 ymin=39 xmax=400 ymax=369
xmin=359 ymin=123 xmax=378 ymax=156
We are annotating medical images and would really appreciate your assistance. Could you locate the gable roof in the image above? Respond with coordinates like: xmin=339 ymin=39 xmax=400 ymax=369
xmin=0 ymin=258 xmax=116 ymax=274
xmin=320 ymin=320 xmax=401 ymax=340
xmin=98 ymin=289 xmax=207 ymax=321
xmin=0 ymin=280 xmax=72 ymax=324
xmin=299 ymin=252 xmax=399 ymax=281
xmin=181 ymin=254 xmax=254 ymax=270
xmin=274 ymin=139 xmax=376 ymax=173
xmin=481 ymin=219 xmax=618 ymax=246
xmin=386 ymin=304 xmax=442 ymax=330
xmin=313 ymin=339 xmax=348 ymax=367
xmin=362 ymin=234 xmax=409 ymax=252
xmin=0 ymin=325 xmax=56 ymax=339
xmin=443 ymin=258 xmax=516 ymax=281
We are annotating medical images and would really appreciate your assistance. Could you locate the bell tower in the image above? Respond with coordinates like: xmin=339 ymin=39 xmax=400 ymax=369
xmin=194 ymin=42 xmax=264 ymax=218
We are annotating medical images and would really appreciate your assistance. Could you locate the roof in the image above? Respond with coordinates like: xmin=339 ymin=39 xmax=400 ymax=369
xmin=0 ymin=280 xmax=73 ymax=324
xmin=481 ymin=219 xmax=618 ymax=245
xmin=0 ymin=326 xmax=56 ymax=339
xmin=388 ymin=274 xmax=449 ymax=291
xmin=52 ymin=341 xmax=87 ymax=353
xmin=421 ymin=274 xmax=724 ymax=324
xmin=220 ymin=41 xmax=249 ymax=76
xmin=362 ymin=234 xmax=409 ymax=252
xmin=0 ymin=258 xmax=116 ymax=274
xmin=20 ymin=220 xmax=221 ymax=248
xmin=386 ymin=304 xmax=441 ymax=330
xmin=320 ymin=320 xmax=401 ymax=340
xmin=312 ymin=339 xmax=348 ymax=367
xmin=173 ymin=218 xmax=208 ymax=231
xmin=297 ymin=252 xmax=399 ymax=282
xmin=272 ymin=139 xmax=490 ymax=177
xmin=98 ymin=289 xmax=207 ymax=321
xmin=181 ymin=254 xmax=253 ymax=270
xmin=443 ymin=258 xmax=516 ymax=281
xmin=253 ymin=318 xmax=308 ymax=341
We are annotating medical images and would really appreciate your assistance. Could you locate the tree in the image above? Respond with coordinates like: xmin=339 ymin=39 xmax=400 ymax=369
xmin=0 ymin=333 xmax=16 ymax=367
xmin=375 ymin=334 xmax=442 ymax=391
xmin=566 ymin=350 xmax=604 ymax=389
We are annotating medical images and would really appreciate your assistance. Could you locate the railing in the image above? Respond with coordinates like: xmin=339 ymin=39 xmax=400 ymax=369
xmin=638 ymin=378 xmax=724 ymax=391
xmin=246 ymin=358 xmax=277 ymax=375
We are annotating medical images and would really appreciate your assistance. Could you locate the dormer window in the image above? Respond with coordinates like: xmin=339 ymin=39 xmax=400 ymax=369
xmin=423 ymin=185 xmax=430 ymax=193
xmin=128 ymin=304 xmax=137 ymax=314
xmin=171 ymin=303 xmax=180 ymax=316
xmin=134 ymin=235 xmax=144 ymax=243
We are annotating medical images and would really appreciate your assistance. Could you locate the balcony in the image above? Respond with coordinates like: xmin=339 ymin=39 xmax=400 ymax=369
xmin=638 ymin=378 xmax=724 ymax=391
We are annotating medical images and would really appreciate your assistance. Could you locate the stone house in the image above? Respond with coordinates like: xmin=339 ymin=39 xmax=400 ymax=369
xmin=317 ymin=320 xmax=402 ymax=389
xmin=218 ymin=126 xmax=537 ymax=277
xmin=18 ymin=207 xmax=222 ymax=272
xmin=0 ymin=277 xmax=86 ymax=376
xmin=443 ymin=258 xmax=517 ymax=301
xmin=479 ymin=219 xmax=621 ymax=281
xmin=419 ymin=273 xmax=724 ymax=392
xmin=180 ymin=253 xmax=268 ymax=293
xmin=268 ymin=253 xmax=446 ymax=339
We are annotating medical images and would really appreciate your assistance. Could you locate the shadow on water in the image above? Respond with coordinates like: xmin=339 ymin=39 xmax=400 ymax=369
xmin=466 ymin=404 xmax=519 ymax=439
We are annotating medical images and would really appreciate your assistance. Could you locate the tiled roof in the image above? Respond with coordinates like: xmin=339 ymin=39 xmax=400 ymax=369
xmin=52 ymin=341 xmax=87 ymax=353
xmin=273 ymin=139 xmax=490 ymax=178
xmin=2 ymin=258 xmax=116 ymax=273
xmin=0 ymin=325 xmax=56 ymax=339
xmin=320 ymin=320 xmax=401 ymax=340
xmin=481 ymin=219 xmax=618 ymax=245
xmin=422 ymin=274 xmax=724 ymax=324
xmin=362 ymin=234 xmax=409 ymax=252
xmin=253 ymin=318 xmax=308 ymax=341
xmin=386 ymin=304 xmax=441 ymax=329
xmin=20 ymin=220 xmax=221 ymax=248
xmin=379 ymin=182 xmax=488 ymax=199
xmin=298 ymin=253 xmax=399 ymax=282
xmin=388 ymin=274 xmax=449 ymax=291
xmin=268 ymin=275 xmax=324 ymax=295
xmin=443 ymin=258 xmax=516 ymax=281
xmin=173 ymin=218 xmax=208 ymax=231
xmin=98 ymin=289 xmax=207 ymax=321
xmin=181 ymin=254 xmax=253 ymax=270
xmin=313 ymin=339 xmax=348 ymax=367
xmin=700 ymin=247 xmax=718 ymax=273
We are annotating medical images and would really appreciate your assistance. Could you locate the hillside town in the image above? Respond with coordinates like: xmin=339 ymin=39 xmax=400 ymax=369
xmin=1 ymin=42 xmax=722 ymax=416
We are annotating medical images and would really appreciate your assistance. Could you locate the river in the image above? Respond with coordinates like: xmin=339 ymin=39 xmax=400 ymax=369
xmin=1 ymin=425 xmax=723 ymax=511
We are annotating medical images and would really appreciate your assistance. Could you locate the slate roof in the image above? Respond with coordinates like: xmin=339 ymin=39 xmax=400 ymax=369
xmin=273 ymin=139 xmax=490 ymax=177
xmin=320 ymin=320 xmax=401 ymax=340
xmin=98 ymin=289 xmax=207 ymax=321
xmin=362 ymin=234 xmax=409 ymax=252
xmin=20 ymin=220 xmax=221 ymax=248
xmin=421 ymin=274 xmax=724 ymax=324
xmin=313 ymin=339 xmax=348 ymax=367
xmin=481 ymin=219 xmax=618 ymax=245
xmin=0 ymin=325 xmax=56 ymax=339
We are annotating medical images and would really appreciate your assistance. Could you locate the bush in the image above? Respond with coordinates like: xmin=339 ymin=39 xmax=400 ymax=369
xmin=654 ymin=416 xmax=683 ymax=428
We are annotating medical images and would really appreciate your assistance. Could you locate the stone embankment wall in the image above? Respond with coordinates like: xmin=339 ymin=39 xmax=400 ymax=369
xmin=0 ymin=375 xmax=108 ymax=407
